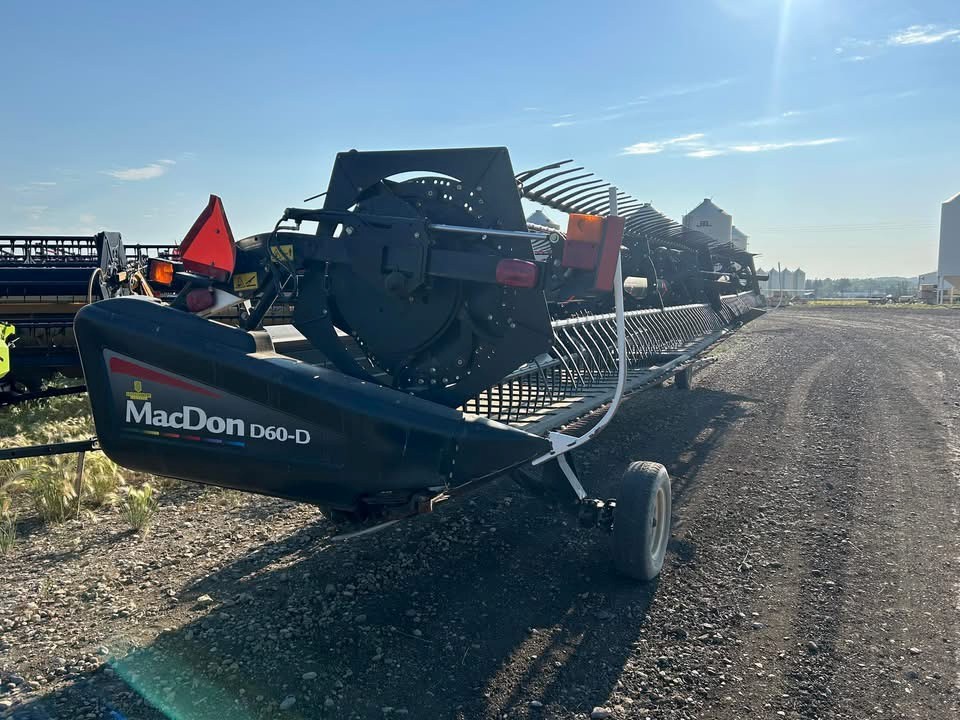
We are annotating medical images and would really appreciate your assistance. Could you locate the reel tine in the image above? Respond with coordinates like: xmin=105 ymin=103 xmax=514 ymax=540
xmin=544 ymin=180 xmax=609 ymax=207
xmin=528 ymin=172 xmax=595 ymax=196
xmin=515 ymin=159 xmax=574 ymax=184
xmin=523 ymin=167 xmax=586 ymax=192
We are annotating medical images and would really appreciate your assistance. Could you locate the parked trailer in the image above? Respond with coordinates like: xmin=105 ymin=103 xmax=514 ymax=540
xmin=8 ymin=147 xmax=764 ymax=581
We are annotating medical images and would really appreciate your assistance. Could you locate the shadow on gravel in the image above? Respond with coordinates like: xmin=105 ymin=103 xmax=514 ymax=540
xmin=13 ymin=385 xmax=751 ymax=720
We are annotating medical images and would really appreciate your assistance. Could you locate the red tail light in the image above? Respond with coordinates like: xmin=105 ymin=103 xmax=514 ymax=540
xmin=186 ymin=288 xmax=216 ymax=313
xmin=495 ymin=259 xmax=539 ymax=288
xmin=179 ymin=195 xmax=236 ymax=282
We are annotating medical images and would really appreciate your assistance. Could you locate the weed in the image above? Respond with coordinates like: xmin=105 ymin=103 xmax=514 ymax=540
xmin=121 ymin=483 xmax=158 ymax=531
xmin=82 ymin=453 xmax=125 ymax=507
xmin=21 ymin=460 xmax=78 ymax=523
xmin=0 ymin=495 xmax=15 ymax=554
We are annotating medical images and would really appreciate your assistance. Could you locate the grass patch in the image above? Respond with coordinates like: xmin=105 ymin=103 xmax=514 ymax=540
xmin=803 ymin=300 xmax=957 ymax=309
xmin=82 ymin=453 xmax=125 ymax=507
xmin=121 ymin=483 xmax=158 ymax=531
xmin=0 ymin=493 xmax=16 ymax=554
xmin=16 ymin=459 xmax=78 ymax=523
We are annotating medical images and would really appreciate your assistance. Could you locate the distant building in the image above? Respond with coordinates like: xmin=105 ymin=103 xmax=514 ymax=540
xmin=794 ymin=267 xmax=806 ymax=291
xmin=731 ymin=225 xmax=749 ymax=251
xmin=758 ymin=265 xmax=806 ymax=299
xmin=682 ymin=199 xmax=733 ymax=246
xmin=919 ymin=191 xmax=960 ymax=303
xmin=526 ymin=209 xmax=560 ymax=229
xmin=780 ymin=268 xmax=795 ymax=292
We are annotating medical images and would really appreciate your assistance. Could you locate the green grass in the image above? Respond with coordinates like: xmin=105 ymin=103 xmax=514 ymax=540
xmin=1 ymin=379 xmax=140 ymax=523
xmin=121 ymin=483 xmax=158 ymax=531
xmin=803 ymin=300 xmax=957 ymax=309
xmin=0 ymin=494 xmax=16 ymax=554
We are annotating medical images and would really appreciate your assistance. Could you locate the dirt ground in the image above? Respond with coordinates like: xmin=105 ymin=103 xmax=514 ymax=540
xmin=1 ymin=306 xmax=958 ymax=720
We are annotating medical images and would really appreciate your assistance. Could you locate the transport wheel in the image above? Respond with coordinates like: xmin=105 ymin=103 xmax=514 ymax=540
xmin=612 ymin=461 xmax=672 ymax=581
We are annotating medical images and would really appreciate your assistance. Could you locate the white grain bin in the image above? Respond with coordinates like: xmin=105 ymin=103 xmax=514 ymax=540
xmin=781 ymin=267 xmax=795 ymax=291
xmin=938 ymin=191 xmax=960 ymax=301
xmin=526 ymin=209 xmax=560 ymax=230
xmin=767 ymin=267 xmax=781 ymax=291
xmin=682 ymin=199 xmax=733 ymax=246
xmin=731 ymin=225 xmax=749 ymax=251
xmin=794 ymin=267 xmax=806 ymax=292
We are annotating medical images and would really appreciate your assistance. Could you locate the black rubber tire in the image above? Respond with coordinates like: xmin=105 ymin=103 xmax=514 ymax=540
xmin=612 ymin=461 xmax=672 ymax=581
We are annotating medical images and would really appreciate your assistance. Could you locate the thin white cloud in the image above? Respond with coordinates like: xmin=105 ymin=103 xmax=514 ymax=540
xmin=15 ymin=180 xmax=58 ymax=192
xmin=730 ymin=137 xmax=844 ymax=153
xmin=103 ymin=160 xmax=175 ymax=181
xmin=687 ymin=149 xmax=726 ymax=159
xmin=742 ymin=109 xmax=805 ymax=127
xmin=654 ymin=77 xmax=737 ymax=98
xmin=623 ymin=141 xmax=664 ymax=155
xmin=79 ymin=213 xmax=96 ymax=225
xmin=888 ymin=24 xmax=960 ymax=46
xmin=23 ymin=205 xmax=48 ymax=221
xmin=622 ymin=133 xmax=705 ymax=155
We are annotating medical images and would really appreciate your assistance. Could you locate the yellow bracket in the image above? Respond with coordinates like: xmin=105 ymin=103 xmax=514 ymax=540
xmin=0 ymin=322 xmax=15 ymax=380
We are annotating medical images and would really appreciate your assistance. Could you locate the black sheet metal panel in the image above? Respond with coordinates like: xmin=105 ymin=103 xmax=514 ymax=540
xmin=75 ymin=297 xmax=549 ymax=509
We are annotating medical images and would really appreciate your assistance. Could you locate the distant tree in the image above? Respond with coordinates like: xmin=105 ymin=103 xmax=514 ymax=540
xmin=836 ymin=278 xmax=852 ymax=296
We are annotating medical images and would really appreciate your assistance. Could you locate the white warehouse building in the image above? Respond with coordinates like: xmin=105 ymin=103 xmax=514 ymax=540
xmin=920 ymin=191 xmax=960 ymax=303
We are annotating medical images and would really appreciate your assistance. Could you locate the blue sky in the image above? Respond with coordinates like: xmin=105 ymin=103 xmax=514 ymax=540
xmin=1 ymin=0 xmax=958 ymax=277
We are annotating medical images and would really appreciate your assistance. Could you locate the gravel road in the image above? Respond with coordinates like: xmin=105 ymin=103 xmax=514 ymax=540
xmin=2 ymin=307 xmax=958 ymax=719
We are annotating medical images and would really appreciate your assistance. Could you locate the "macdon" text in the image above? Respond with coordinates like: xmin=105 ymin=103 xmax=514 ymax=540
xmin=125 ymin=401 xmax=310 ymax=444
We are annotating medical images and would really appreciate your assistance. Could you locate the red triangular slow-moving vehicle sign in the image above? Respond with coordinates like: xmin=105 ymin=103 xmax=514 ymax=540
xmin=179 ymin=195 xmax=236 ymax=282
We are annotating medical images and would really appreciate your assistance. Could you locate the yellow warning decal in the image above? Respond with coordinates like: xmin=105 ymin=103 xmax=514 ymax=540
xmin=233 ymin=272 xmax=259 ymax=292
xmin=271 ymin=244 xmax=294 ymax=262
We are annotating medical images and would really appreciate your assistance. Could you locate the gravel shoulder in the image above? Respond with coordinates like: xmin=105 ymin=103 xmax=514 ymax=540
xmin=1 ymin=307 xmax=958 ymax=719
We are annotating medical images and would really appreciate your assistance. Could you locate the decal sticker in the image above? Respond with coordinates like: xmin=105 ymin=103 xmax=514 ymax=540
xmin=270 ymin=244 xmax=294 ymax=262
xmin=233 ymin=271 xmax=259 ymax=292
xmin=103 ymin=351 xmax=342 ymax=454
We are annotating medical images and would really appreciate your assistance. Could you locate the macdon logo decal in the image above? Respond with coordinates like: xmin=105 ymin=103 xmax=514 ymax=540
xmin=109 ymin=357 xmax=313 ymax=446
xmin=124 ymin=401 xmax=311 ymax=444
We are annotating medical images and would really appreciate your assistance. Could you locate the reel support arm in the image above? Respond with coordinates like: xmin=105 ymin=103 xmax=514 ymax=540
xmin=532 ymin=189 xmax=628 ymax=493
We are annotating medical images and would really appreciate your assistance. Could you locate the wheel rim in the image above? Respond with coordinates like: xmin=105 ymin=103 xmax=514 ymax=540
xmin=648 ymin=485 xmax=668 ymax=560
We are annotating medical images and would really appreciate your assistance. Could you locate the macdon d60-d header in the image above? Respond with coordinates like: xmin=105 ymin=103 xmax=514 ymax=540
xmin=70 ymin=146 xmax=762 ymax=581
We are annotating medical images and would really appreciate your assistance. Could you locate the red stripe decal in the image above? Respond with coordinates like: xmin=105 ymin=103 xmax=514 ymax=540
xmin=109 ymin=357 xmax=220 ymax=398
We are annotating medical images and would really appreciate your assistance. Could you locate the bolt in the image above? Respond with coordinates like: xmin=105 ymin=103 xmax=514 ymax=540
xmin=345 ymin=226 xmax=354 ymax=235
xmin=487 ymin=314 xmax=494 ymax=320
xmin=456 ymin=359 xmax=464 ymax=366
xmin=413 ymin=232 xmax=420 ymax=239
